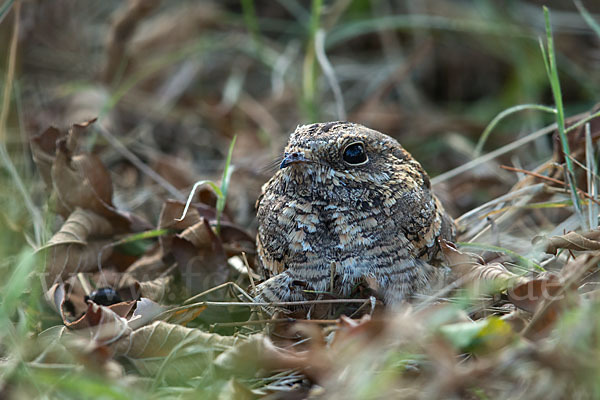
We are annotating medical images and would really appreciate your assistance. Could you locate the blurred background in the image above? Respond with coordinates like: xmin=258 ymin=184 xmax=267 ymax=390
xmin=2 ymin=0 xmax=599 ymax=244
xmin=0 ymin=2 xmax=599 ymax=397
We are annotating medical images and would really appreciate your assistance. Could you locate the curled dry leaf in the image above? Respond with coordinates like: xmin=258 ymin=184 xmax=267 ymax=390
xmin=173 ymin=218 xmax=228 ymax=295
xmin=30 ymin=126 xmax=61 ymax=188
xmin=214 ymin=333 xmax=310 ymax=378
xmin=509 ymin=256 xmax=597 ymax=340
xmin=47 ymin=279 xmax=135 ymax=324
xmin=156 ymin=199 xmax=217 ymax=261
xmin=508 ymin=255 xmax=596 ymax=316
xmin=54 ymin=143 xmax=110 ymax=211
xmin=45 ymin=208 xmax=114 ymax=246
xmin=111 ymin=321 xmax=239 ymax=383
xmin=440 ymin=240 xmax=529 ymax=290
xmin=127 ymin=297 xmax=169 ymax=330
xmin=32 ymin=326 xmax=123 ymax=377
xmin=508 ymin=275 xmax=563 ymax=314
xmin=123 ymin=243 xmax=169 ymax=281
xmin=119 ymin=274 xmax=173 ymax=303
xmin=39 ymin=209 xmax=114 ymax=283
xmin=536 ymin=230 xmax=600 ymax=255
xmin=46 ymin=282 xmax=70 ymax=322
xmin=51 ymin=120 xmax=113 ymax=217
xmin=67 ymin=302 xmax=132 ymax=345
xmin=31 ymin=120 xmax=150 ymax=232
xmin=219 ymin=221 xmax=256 ymax=257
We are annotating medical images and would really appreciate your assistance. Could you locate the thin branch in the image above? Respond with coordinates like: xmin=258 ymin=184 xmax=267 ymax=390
xmin=500 ymin=165 xmax=600 ymax=205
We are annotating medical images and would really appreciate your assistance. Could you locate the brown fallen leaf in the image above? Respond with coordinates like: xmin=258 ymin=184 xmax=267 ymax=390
xmin=31 ymin=120 xmax=151 ymax=232
xmin=30 ymin=126 xmax=61 ymax=188
xmin=32 ymin=325 xmax=123 ymax=378
xmin=507 ymin=275 xmax=563 ymax=314
xmin=67 ymin=301 xmax=132 ymax=344
xmin=440 ymin=240 xmax=529 ymax=290
xmin=214 ymin=333 xmax=311 ymax=378
xmin=158 ymin=199 xmax=217 ymax=231
xmin=536 ymin=229 xmax=600 ymax=255
xmin=219 ymin=221 xmax=256 ymax=258
xmin=172 ymin=218 xmax=228 ymax=295
xmin=38 ymin=209 xmax=114 ymax=283
xmin=111 ymin=320 xmax=239 ymax=383
xmin=512 ymin=255 xmax=596 ymax=340
xmin=118 ymin=274 xmax=173 ymax=303
xmin=122 ymin=243 xmax=169 ymax=282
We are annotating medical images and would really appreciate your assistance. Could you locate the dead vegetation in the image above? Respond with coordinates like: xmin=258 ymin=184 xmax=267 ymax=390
xmin=2 ymin=0 xmax=600 ymax=399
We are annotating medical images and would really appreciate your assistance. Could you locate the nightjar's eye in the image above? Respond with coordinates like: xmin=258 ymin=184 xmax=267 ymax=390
xmin=342 ymin=142 xmax=368 ymax=165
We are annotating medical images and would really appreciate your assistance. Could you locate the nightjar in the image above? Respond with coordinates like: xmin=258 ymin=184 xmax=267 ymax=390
xmin=255 ymin=122 xmax=455 ymax=306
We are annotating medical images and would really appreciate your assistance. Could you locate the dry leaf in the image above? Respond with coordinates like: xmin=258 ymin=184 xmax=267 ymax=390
xmin=173 ymin=218 xmax=228 ymax=295
xmin=508 ymin=276 xmax=563 ymax=314
xmin=39 ymin=209 xmax=113 ymax=283
xmin=537 ymin=230 xmax=600 ymax=255
xmin=214 ymin=333 xmax=309 ymax=377
xmin=30 ymin=126 xmax=61 ymax=188
xmin=67 ymin=302 xmax=132 ymax=345
xmin=440 ymin=240 xmax=529 ymax=290
xmin=111 ymin=321 xmax=239 ymax=382
xmin=31 ymin=120 xmax=151 ymax=232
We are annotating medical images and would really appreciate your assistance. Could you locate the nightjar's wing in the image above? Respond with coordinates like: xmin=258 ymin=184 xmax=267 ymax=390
xmin=414 ymin=196 xmax=456 ymax=265
xmin=255 ymin=178 xmax=289 ymax=277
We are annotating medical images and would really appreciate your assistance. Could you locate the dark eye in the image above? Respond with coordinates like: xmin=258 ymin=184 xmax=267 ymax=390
xmin=342 ymin=142 xmax=368 ymax=165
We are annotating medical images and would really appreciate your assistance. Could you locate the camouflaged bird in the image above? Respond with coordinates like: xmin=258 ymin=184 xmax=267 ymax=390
xmin=254 ymin=122 xmax=455 ymax=306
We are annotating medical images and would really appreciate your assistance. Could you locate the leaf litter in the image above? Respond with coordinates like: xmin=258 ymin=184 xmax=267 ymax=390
xmin=29 ymin=108 xmax=600 ymax=398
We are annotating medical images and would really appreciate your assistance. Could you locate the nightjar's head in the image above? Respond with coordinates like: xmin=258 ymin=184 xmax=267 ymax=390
xmin=276 ymin=121 xmax=431 ymax=193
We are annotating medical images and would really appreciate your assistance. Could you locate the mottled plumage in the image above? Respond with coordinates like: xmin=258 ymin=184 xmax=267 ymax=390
xmin=255 ymin=122 xmax=455 ymax=306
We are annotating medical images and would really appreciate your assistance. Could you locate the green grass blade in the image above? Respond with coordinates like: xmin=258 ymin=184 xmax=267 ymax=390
xmin=573 ymin=0 xmax=600 ymax=40
xmin=566 ymin=110 xmax=600 ymax=133
xmin=176 ymin=136 xmax=236 ymax=234
xmin=241 ymin=0 xmax=263 ymax=55
xmin=0 ymin=249 xmax=37 ymax=329
xmin=475 ymin=104 xmax=556 ymax=156
xmin=216 ymin=135 xmax=237 ymax=233
xmin=0 ymin=0 xmax=14 ymax=24
xmin=302 ymin=0 xmax=323 ymax=122
xmin=176 ymin=180 xmax=223 ymax=222
xmin=457 ymin=242 xmax=544 ymax=272
xmin=542 ymin=6 xmax=584 ymax=222
xmin=118 ymin=228 xmax=171 ymax=243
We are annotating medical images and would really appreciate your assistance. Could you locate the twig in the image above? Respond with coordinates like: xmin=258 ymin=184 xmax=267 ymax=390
xmin=315 ymin=29 xmax=346 ymax=120
xmin=157 ymin=298 xmax=376 ymax=321
xmin=500 ymin=165 xmax=600 ymax=206
xmin=183 ymin=281 xmax=254 ymax=305
xmin=96 ymin=122 xmax=184 ymax=201
xmin=329 ymin=261 xmax=336 ymax=293
xmin=242 ymin=252 xmax=256 ymax=292
xmin=432 ymin=123 xmax=557 ymax=185
xmin=457 ymin=183 xmax=545 ymax=224
xmin=211 ymin=317 xmax=344 ymax=328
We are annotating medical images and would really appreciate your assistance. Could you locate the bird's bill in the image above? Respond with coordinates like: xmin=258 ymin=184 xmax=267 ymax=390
xmin=280 ymin=152 xmax=311 ymax=169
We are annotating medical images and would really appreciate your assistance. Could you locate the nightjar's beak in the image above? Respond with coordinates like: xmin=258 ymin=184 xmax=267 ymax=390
xmin=280 ymin=151 xmax=310 ymax=169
